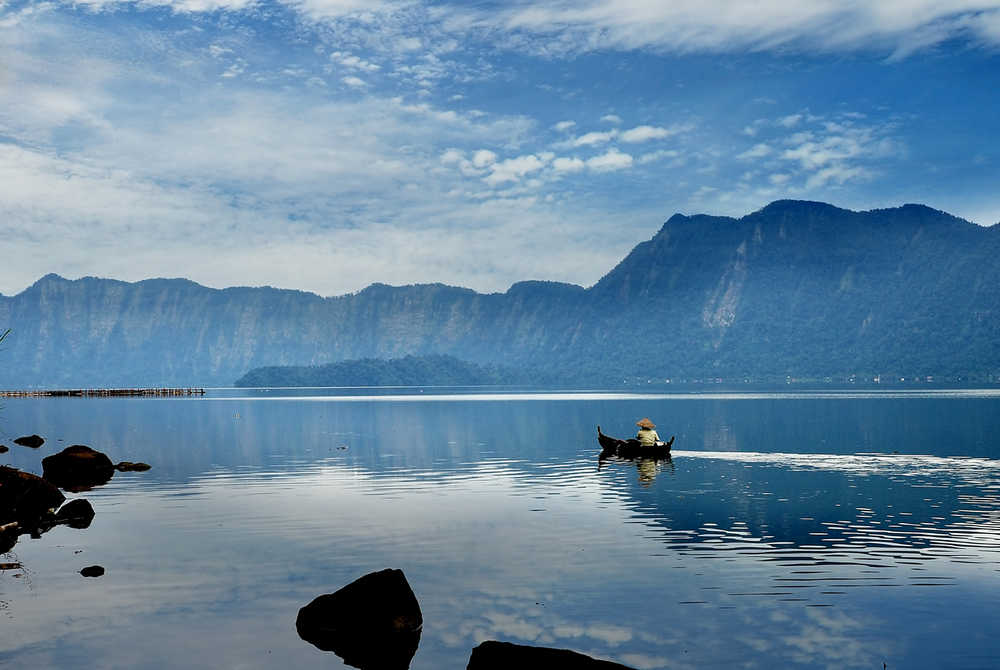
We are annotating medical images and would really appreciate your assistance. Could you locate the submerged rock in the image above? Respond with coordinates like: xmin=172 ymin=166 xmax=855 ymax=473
xmin=296 ymin=568 xmax=422 ymax=670
xmin=80 ymin=565 xmax=105 ymax=578
xmin=0 ymin=465 xmax=66 ymax=524
xmin=14 ymin=435 xmax=44 ymax=449
xmin=466 ymin=641 xmax=637 ymax=669
xmin=42 ymin=445 xmax=115 ymax=491
xmin=115 ymin=461 xmax=152 ymax=472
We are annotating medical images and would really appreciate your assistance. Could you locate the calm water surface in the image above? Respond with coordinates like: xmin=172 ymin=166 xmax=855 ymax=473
xmin=2 ymin=389 xmax=999 ymax=669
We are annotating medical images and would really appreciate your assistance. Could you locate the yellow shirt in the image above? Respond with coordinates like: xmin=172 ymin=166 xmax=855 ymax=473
xmin=636 ymin=427 xmax=660 ymax=446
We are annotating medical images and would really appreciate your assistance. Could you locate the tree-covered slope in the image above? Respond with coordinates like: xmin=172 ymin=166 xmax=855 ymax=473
xmin=235 ymin=354 xmax=522 ymax=387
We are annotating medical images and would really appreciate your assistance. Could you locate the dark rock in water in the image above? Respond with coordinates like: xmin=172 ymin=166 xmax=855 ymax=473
xmin=0 ymin=445 xmax=8 ymax=454
xmin=42 ymin=445 xmax=115 ymax=491
xmin=0 ymin=465 xmax=66 ymax=524
xmin=467 ymin=641 xmax=637 ymax=669
xmin=14 ymin=435 xmax=44 ymax=449
xmin=0 ymin=521 xmax=21 ymax=553
xmin=80 ymin=565 xmax=105 ymax=577
xmin=296 ymin=568 xmax=422 ymax=669
xmin=115 ymin=461 xmax=151 ymax=472
xmin=55 ymin=498 xmax=96 ymax=529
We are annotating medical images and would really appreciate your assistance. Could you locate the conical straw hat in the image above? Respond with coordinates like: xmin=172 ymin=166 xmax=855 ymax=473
xmin=636 ymin=418 xmax=655 ymax=429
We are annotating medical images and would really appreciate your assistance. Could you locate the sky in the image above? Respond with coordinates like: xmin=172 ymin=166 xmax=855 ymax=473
xmin=2 ymin=1 xmax=1000 ymax=297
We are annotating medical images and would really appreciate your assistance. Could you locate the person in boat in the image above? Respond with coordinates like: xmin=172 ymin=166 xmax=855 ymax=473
xmin=635 ymin=418 xmax=661 ymax=446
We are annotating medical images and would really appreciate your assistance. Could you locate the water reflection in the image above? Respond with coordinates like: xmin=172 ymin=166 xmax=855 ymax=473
xmin=595 ymin=448 xmax=1000 ymax=616
xmin=600 ymin=455 xmax=675 ymax=488
xmin=0 ymin=391 xmax=998 ymax=669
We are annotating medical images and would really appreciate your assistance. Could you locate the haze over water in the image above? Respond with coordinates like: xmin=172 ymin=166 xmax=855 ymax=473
xmin=2 ymin=389 xmax=999 ymax=669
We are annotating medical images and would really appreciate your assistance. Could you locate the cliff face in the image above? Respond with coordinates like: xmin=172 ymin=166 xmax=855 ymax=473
xmin=2 ymin=200 xmax=998 ymax=386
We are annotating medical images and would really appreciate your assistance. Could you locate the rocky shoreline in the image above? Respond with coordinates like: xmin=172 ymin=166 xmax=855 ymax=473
xmin=0 ymin=434 xmax=150 ymax=562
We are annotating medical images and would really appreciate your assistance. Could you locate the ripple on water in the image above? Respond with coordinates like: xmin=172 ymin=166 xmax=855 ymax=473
xmin=595 ymin=448 xmax=1000 ymax=608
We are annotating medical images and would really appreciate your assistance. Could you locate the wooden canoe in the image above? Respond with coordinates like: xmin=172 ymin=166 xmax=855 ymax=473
xmin=597 ymin=425 xmax=674 ymax=458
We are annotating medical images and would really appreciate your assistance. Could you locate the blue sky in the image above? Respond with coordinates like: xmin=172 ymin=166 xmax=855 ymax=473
xmin=2 ymin=1 xmax=999 ymax=296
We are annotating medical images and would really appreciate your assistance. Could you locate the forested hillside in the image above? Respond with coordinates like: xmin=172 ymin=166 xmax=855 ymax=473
xmin=2 ymin=200 xmax=998 ymax=387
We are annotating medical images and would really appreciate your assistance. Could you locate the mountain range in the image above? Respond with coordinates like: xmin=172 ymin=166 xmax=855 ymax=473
xmin=2 ymin=200 xmax=998 ymax=387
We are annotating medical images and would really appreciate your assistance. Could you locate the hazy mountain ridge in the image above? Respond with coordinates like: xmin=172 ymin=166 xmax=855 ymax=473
xmin=2 ymin=200 xmax=998 ymax=387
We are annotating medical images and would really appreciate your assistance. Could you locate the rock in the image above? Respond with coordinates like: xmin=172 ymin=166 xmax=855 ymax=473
xmin=296 ymin=568 xmax=422 ymax=670
xmin=14 ymin=435 xmax=44 ymax=448
xmin=55 ymin=499 xmax=95 ymax=529
xmin=42 ymin=445 xmax=115 ymax=491
xmin=115 ymin=461 xmax=151 ymax=472
xmin=466 ymin=641 xmax=637 ymax=670
xmin=0 ymin=528 xmax=18 ymax=554
xmin=80 ymin=565 xmax=105 ymax=577
xmin=0 ymin=465 xmax=66 ymax=524
xmin=0 ymin=445 xmax=8 ymax=454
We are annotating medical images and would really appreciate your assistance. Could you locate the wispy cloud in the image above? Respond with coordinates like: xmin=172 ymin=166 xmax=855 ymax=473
xmin=1 ymin=0 xmax=996 ymax=297
xmin=0 ymin=11 xmax=657 ymax=295
xmin=447 ymin=1 xmax=1000 ymax=56
xmin=723 ymin=112 xmax=904 ymax=203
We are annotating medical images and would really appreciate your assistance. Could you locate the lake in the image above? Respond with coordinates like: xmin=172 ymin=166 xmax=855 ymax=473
xmin=2 ymin=388 xmax=999 ymax=669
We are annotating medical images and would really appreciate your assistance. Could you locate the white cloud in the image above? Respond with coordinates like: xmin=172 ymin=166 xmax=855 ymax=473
xmin=586 ymin=148 xmax=633 ymax=172
xmin=967 ymin=9 xmax=1000 ymax=42
xmin=572 ymin=130 xmax=617 ymax=146
xmin=737 ymin=143 xmax=773 ymax=160
xmin=618 ymin=653 xmax=669 ymax=670
xmin=67 ymin=0 xmax=261 ymax=10
xmin=441 ymin=148 xmax=464 ymax=164
xmin=342 ymin=75 xmax=367 ymax=87
xmin=484 ymin=153 xmax=550 ymax=185
xmin=331 ymin=51 xmax=380 ymax=72
xmin=552 ymin=156 xmax=585 ymax=173
xmin=221 ymin=60 xmax=247 ymax=78
xmin=620 ymin=125 xmax=676 ymax=143
xmin=743 ymin=115 xmax=902 ymax=191
xmin=778 ymin=113 xmax=803 ymax=127
xmin=553 ymin=120 xmax=576 ymax=131
xmin=600 ymin=114 xmax=622 ymax=124
xmin=396 ymin=36 xmax=423 ymax=51
xmin=472 ymin=149 xmax=497 ymax=168
xmin=637 ymin=149 xmax=679 ymax=165
xmin=805 ymin=164 xmax=870 ymax=188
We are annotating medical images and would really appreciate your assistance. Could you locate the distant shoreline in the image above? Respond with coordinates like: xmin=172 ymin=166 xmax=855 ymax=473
xmin=0 ymin=388 xmax=206 ymax=397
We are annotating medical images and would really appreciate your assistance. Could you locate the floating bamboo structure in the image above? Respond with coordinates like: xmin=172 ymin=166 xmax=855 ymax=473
xmin=0 ymin=388 xmax=205 ymax=398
